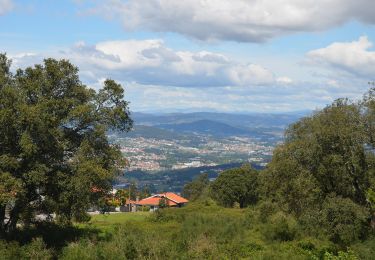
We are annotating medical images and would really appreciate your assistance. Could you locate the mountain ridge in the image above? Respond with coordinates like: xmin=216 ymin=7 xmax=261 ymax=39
xmin=132 ymin=111 xmax=308 ymax=129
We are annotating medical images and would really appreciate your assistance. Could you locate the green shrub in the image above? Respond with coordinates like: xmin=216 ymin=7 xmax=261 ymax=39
xmin=320 ymin=196 xmax=370 ymax=246
xmin=256 ymin=200 xmax=280 ymax=223
xmin=264 ymin=211 xmax=298 ymax=242
xmin=140 ymin=205 xmax=150 ymax=212
xmin=22 ymin=237 xmax=52 ymax=260
xmin=148 ymin=209 xmax=174 ymax=222
xmin=323 ymin=249 xmax=358 ymax=260
xmin=61 ymin=240 xmax=98 ymax=260
xmin=0 ymin=240 xmax=23 ymax=260
xmin=351 ymin=236 xmax=375 ymax=260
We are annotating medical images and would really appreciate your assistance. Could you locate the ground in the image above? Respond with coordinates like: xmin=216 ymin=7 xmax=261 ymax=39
xmin=1 ymin=202 xmax=374 ymax=259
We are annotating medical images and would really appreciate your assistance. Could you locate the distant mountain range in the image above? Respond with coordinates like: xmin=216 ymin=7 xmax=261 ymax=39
xmin=132 ymin=111 xmax=308 ymax=129
xmin=125 ymin=111 xmax=308 ymax=138
xmin=158 ymin=119 xmax=270 ymax=137
xmin=122 ymin=125 xmax=185 ymax=140
xmin=158 ymin=119 xmax=248 ymax=135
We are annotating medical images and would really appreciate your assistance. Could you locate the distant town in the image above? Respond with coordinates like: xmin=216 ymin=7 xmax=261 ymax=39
xmin=107 ymin=112 xmax=299 ymax=191
xmin=114 ymin=135 xmax=276 ymax=172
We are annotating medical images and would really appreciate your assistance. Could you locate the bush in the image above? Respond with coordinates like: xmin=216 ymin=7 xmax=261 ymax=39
xmin=320 ymin=196 xmax=370 ymax=246
xmin=350 ymin=236 xmax=375 ymax=259
xmin=323 ymin=249 xmax=358 ymax=260
xmin=22 ymin=237 xmax=52 ymax=260
xmin=0 ymin=240 xmax=23 ymax=260
xmin=256 ymin=200 xmax=280 ymax=223
xmin=140 ymin=205 xmax=150 ymax=212
xmin=264 ymin=211 xmax=298 ymax=242
xmin=147 ymin=208 xmax=177 ymax=223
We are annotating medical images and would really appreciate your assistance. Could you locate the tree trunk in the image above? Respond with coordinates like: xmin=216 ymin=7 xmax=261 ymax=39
xmin=0 ymin=205 xmax=6 ymax=236
xmin=4 ymin=203 xmax=21 ymax=234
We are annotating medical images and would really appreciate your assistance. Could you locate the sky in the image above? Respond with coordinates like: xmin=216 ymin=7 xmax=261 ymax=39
xmin=1 ymin=0 xmax=375 ymax=113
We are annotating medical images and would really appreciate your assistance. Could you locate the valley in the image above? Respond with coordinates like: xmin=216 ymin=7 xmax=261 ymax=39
xmin=110 ymin=112 xmax=306 ymax=191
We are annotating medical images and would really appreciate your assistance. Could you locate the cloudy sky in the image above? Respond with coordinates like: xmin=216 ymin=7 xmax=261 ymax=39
xmin=1 ymin=0 xmax=375 ymax=113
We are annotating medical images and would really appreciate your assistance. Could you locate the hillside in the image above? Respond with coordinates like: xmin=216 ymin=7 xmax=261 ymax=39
xmin=120 ymin=125 xmax=185 ymax=140
xmin=157 ymin=119 xmax=252 ymax=137
xmin=132 ymin=111 xmax=307 ymax=129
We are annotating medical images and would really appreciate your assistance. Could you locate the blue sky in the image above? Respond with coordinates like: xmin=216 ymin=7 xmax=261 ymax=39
xmin=1 ymin=0 xmax=375 ymax=113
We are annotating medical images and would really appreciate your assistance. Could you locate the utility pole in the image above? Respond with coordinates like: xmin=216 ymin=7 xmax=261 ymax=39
xmin=128 ymin=184 xmax=131 ymax=212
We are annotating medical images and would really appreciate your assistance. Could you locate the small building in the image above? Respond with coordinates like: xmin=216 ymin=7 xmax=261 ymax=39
xmin=137 ymin=192 xmax=189 ymax=211
xmin=121 ymin=199 xmax=138 ymax=212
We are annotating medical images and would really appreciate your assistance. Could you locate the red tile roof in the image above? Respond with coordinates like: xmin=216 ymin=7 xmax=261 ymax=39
xmin=163 ymin=192 xmax=189 ymax=204
xmin=137 ymin=197 xmax=177 ymax=206
xmin=137 ymin=192 xmax=188 ymax=206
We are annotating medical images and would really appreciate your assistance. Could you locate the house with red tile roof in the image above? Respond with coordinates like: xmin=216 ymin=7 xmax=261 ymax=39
xmin=121 ymin=199 xmax=138 ymax=212
xmin=137 ymin=192 xmax=188 ymax=211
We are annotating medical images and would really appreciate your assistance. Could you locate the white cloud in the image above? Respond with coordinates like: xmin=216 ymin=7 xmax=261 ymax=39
xmin=227 ymin=64 xmax=275 ymax=86
xmin=277 ymin=77 xmax=293 ymax=84
xmin=12 ymin=39 xmax=280 ymax=88
xmin=124 ymin=82 xmax=353 ymax=113
xmin=83 ymin=0 xmax=375 ymax=42
xmin=16 ymin=39 xmax=371 ymax=113
xmin=0 ymin=0 xmax=13 ymax=15
xmin=307 ymin=36 xmax=375 ymax=78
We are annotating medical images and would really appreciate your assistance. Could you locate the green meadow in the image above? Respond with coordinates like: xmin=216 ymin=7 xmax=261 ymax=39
xmin=2 ymin=201 xmax=374 ymax=259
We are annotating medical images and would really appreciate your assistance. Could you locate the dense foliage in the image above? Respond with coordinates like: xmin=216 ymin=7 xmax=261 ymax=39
xmin=259 ymin=96 xmax=375 ymax=246
xmin=182 ymin=173 xmax=209 ymax=201
xmin=0 ymin=54 xmax=132 ymax=234
xmin=210 ymin=164 xmax=259 ymax=208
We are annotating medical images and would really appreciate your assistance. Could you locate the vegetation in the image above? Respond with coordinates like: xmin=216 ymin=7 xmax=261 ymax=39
xmin=210 ymin=164 xmax=259 ymax=208
xmin=259 ymin=96 xmax=375 ymax=247
xmin=181 ymin=173 xmax=209 ymax=201
xmin=0 ymin=203 xmax=374 ymax=259
xmin=1 ymin=56 xmax=375 ymax=258
xmin=0 ymin=54 xmax=132 ymax=235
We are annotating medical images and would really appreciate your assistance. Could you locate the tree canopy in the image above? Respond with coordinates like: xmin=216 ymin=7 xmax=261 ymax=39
xmin=258 ymin=94 xmax=375 ymax=245
xmin=210 ymin=164 xmax=259 ymax=208
xmin=182 ymin=173 xmax=209 ymax=201
xmin=0 ymin=54 xmax=132 ymax=234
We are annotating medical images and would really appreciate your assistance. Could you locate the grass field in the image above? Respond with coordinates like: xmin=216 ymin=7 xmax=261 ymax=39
xmin=1 ymin=203 xmax=374 ymax=259
xmin=79 ymin=212 xmax=153 ymax=234
xmin=87 ymin=212 xmax=151 ymax=225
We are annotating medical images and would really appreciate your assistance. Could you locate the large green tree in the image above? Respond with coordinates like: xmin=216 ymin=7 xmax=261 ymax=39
xmin=182 ymin=173 xmax=209 ymax=201
xmin=262 ymin=97 xmax=375 ymax=217
xmin=210 ymin=164 xmax=259 ymax=208
xmin=0 ymin=54 xmax=132 ymax=233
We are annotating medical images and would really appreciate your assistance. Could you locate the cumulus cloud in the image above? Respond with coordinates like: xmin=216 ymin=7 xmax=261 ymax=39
xmin=82 ymin=0 xmax=375 ymax=42
xmin=125 ymin=81 xmax=353 ymax=113
xmin=277 ymin=77 xmax=293 ymax=84
xmin=307 ymin=36 xmax=375 ymax=78
xmin=12 ymin=39 xmax=283 ymax=88
xmin=0 ymin=0 xmax=13 ymax=15
xmin=11 ymin=40 xmax=369 ymax=113
xmin=227 ymin=64 xmax=275 ymax=86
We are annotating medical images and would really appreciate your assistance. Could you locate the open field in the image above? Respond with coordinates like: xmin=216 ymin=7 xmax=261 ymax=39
xmin=87 ymin=212 xmax=151 ymax=226
xmin=1 ymin=201 xmax=375 ymax=259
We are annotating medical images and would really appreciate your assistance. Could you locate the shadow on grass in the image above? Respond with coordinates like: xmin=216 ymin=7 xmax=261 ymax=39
xmin=3 ymin=221 xmax=103 ymax=252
